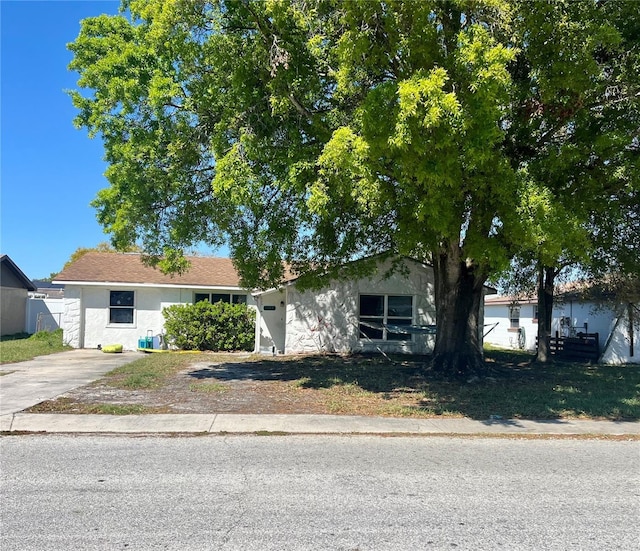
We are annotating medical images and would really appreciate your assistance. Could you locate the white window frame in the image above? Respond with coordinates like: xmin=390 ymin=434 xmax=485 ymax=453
xmin=194 ymin=292 xmax=247 ymax=305
xmin=108 ymin=290 xmax=135 ymax=326
xmin=509 ymin=306 xmax=520 ymax=330
xmin=359 ymin=294 xmax=414 ymax=341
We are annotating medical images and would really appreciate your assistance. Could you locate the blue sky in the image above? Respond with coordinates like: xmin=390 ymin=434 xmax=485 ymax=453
xmin=1 ymin=0 xmax=126 ymax=279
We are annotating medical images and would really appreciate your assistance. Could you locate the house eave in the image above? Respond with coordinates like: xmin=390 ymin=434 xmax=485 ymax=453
xmin=53 ymin=280 xmax=250 ymax=292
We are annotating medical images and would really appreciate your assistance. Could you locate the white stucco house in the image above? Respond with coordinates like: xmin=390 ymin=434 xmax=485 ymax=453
xmin=55 ymin=253 xmax=255 ymax=351
xmin=254 ymin=256 xmax=440 ymax=355
xmin=484 ymin=291 xmax=639 ymax=365
xmin=54 ymin=252 xmax=459 ymax=355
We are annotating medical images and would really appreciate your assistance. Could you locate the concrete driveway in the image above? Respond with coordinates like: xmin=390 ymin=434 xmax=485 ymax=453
xmin=0 ymin=349 xmax=140 ymax=416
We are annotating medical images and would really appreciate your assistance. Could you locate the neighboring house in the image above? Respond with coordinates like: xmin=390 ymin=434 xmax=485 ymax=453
xmin=55 ymin=252 xmax=491 ymax=355
xmin=31 ymin=280 xmax=65 ymax=299
xmin=0 ymin=255 xmax=37 ymax=336
xmin=484 ymin=291 xmax=639 ymax=364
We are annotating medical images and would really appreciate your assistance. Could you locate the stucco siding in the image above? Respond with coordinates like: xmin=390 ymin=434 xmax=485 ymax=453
xmin=64 ymin=285 xmax=256 ymax=351
xmin=600 ymin=308 xmax=639 ymax=365
xmin=62 ymin=288 xmax=82 ymax=347
xmin=552 ymin=301 xmax=616 ymax=339
xmin=281 ymin=259 xmax=437 ymax=355
xmin=484 ymin=303 xmax=538 ymax=351
xmin=255 ymin=289 xmax=287 ymax=354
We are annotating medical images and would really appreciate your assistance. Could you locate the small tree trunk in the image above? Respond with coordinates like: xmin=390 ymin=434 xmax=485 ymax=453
xmin=536 ymin=265 xmax=555 ymax=363
xmin=628 ymin=303 xmax=635 ymax=358
xmin=432 ymin=244 xmax=488 ymax=379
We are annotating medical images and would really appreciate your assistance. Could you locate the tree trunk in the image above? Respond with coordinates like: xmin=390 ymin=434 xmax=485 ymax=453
xmin=431 ymin=244 xmax=488 ymax=379
xmin=628 ymin=303 xmax=635 ymax=358
xmin=536 ymin=265 xmax=555 ymax=363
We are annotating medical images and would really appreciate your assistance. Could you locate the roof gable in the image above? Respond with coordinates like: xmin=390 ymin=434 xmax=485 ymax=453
xmin=54 ymin=252 xmax=244 ymax=288
xmin=0 ymin=255 xmax=37 ymax=291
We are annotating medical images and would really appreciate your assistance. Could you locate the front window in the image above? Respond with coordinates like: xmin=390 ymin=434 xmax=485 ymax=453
xmin=210 ymin=293 xmax=231 ymax=304
xmin=359 ymin=295 xmax=413 ymax=341
xmin=109 ymin=290 xmax=134 ymax=324
xmin=509 ymin=306 xmax=520 ymax=329
xmin=195 ymin=292 xmax=247 ymax=305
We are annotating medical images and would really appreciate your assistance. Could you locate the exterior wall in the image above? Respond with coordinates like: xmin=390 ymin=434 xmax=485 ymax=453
xmin=600 ymin=305 xmax=639 ymax=365
xmin=63 ymin=285 xmax=256 ymax=351
xmin=552 ymin=300 xmax=616 ymax=340
xmin=254 ymin=289 xmax=287 ymax=354
xmin=62 ymin=287 xmax=83 ymax=347
xmin=0 ymin=287 xmax=29 ymax=336
xmin=258 ymin=259 xmax=437 ymax=355
xmin=484 ymin=302 xmax=538 ymax=351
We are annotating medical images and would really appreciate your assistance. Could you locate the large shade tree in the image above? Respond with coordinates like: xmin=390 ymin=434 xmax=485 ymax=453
xmin=68 ymin=0 xmax=638 ymax=377
xmin=495 ymin=0 xmax=640 ymax=361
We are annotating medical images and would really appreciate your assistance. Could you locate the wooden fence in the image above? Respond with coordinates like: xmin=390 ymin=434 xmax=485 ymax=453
xmin=541 ymin=332 xmax=600 ymax=362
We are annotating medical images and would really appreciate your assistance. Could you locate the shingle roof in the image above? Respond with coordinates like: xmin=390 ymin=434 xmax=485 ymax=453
xmin=54 ymin=252 xmax=243 ymax=288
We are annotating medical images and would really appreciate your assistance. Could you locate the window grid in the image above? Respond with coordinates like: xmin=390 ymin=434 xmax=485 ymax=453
xmin=509 ymin=306 xmax=520 ymax=329
xmin=194 ymin=292 xmax=247 ymax=305
xmin=109 ymin=290 xmax=135 ymax=324
xmin=359 ymin=295 xmax=413 ymax=341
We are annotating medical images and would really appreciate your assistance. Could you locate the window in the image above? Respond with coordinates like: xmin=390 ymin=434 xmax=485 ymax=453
xmin=195 ymin=292 xmax=247 ymax=305
xmin=109 ymin=291 xmax=134 ymax=324
xmin=359 ymin=295 xmax=413 ymax=341
xmin=211 ymin=293 xmax=231 ymax=304
xmin=509 ymin=306 xmax=520 ymax=329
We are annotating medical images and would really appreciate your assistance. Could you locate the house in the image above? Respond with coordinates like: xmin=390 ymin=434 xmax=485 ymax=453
xmin=54 ymin=252 xmax=254 ymax=350
xmin=484 ymin=291 xmax=639 ymax=364
xmin=54 ymin=252 xmax=478 ymax=355
xmin=0 ymin=255 xmax=37 ymax=336
xmin=254 ymin=256 xmax=440 ymax=355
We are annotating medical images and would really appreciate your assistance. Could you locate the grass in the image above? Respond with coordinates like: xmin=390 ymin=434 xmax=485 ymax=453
xmin=26 ymin=397 xmax=168 ymax=415
xmin=23 ymin=346 xmax=640 ymax=420
xmin=103 ymin=352 xmax=212 ymax=390
xmin=0 ymin=330 xmax=71 ymax=364
xmin=243 ymin=348 xmax=640 ymax=420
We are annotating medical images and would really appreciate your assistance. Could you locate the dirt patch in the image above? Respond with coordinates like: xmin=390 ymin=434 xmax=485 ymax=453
xmin=27 ymin=354 xmax=438 ymax=417
xmin=24 ymin=351 xmax=640 ymax=420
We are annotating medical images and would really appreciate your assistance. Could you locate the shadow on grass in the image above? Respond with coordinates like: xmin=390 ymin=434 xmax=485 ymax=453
xmin=188 ymin=350 xmax=640 ymax=421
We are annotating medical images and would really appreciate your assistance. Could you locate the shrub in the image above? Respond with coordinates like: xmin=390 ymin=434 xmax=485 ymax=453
xmin=163 ymin=301 xmax=255 ymax=351
xmin=29 ymin=329 xmax=64 ymax=343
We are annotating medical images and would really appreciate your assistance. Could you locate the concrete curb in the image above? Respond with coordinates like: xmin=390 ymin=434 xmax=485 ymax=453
xmin=2 ymin=413 xmax=639 ymax=436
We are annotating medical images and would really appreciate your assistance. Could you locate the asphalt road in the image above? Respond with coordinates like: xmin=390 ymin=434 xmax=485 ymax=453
xmin=1 ymin=435 xmax=639 ymax=550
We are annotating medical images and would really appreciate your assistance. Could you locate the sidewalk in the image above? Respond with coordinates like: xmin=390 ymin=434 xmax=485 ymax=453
xmin=2 ymin=412 xmax=640 ymax=436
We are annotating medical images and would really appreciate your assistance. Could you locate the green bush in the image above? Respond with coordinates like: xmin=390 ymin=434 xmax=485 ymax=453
xmin=163 ymin=301 xmax=255 ymax=351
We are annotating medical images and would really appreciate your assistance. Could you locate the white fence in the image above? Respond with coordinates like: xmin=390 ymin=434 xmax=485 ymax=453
xmin=26 ymin=297 xmax=64 ymax=334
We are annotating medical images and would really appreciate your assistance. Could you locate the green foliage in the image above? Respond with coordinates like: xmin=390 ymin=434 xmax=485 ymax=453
xmin=67 ymin=1 xmax=639 ymax=374
xmin=104 ymin=351 xmax=210 ymax=390
xmin=162 ymin=301 xmax=255 ymax=352
xmin=0 ymin=329 xmax=70 ymax=364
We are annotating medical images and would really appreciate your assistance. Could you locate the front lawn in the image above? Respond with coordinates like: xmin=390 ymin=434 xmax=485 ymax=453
xmin=0 ymin=329 xmax=71 ymax=364
xmin=26 ymin=347 xmax=640 ymax=420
